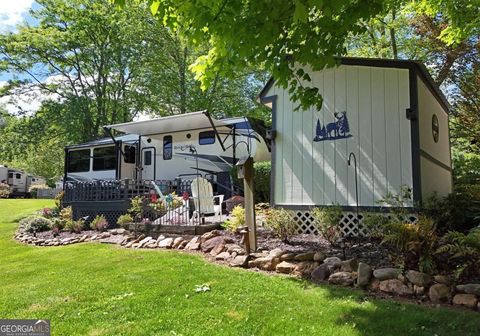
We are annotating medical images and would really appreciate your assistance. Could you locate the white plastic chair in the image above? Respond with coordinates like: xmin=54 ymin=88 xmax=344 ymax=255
xmin=190 ymin=177 xmax=224 ymax=224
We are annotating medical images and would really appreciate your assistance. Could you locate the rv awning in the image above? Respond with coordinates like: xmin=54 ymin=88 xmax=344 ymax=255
xmin=105 ymin=111 xmax=227 ymax=136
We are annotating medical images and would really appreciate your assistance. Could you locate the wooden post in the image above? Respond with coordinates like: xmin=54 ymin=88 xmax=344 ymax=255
xmin=243 ymin=157 xmax=256 ymax=252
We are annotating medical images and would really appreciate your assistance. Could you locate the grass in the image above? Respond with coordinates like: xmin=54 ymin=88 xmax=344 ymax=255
xmin=0 ymin=199 xmax=479 ymax=335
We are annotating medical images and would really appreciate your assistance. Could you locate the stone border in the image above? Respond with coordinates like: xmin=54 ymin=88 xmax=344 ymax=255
xmin=15 ymin=228 xmax=480 ymax=312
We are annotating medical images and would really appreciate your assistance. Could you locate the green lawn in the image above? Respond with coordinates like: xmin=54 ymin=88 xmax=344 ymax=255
xmin=0 ymin=199 xmax=479 ymax=335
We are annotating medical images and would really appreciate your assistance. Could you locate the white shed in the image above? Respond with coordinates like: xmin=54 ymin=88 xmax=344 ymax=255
xmin=259 ymin=58 xmax=452 ymax=219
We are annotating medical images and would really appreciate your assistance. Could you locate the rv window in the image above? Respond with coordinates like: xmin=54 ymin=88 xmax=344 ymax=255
xmin=124 ymin=145 xmax=136 ymax=164
xmin=144 ymin=150 xmax=152 ymax=165
xmin=8 ymin=172 xmax=13 ymax=178
xmin=93 ymin=146 xmax=116 ymax=171
xmin=163 ymin=135 xmax=172 ymax=160
xmin=16 ymin=173 xmax=21 ymax=179
xmin=199 ymin=131 xmax=216 ymax=145
xmin=67 ymin=149 xmax=90 ymax=173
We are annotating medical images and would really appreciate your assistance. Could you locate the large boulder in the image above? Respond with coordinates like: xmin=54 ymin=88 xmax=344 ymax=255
xmin=311 ymin=264 xmax=331 ymax=283
xmin=328 ymin=272 xmax=355 ymax=286
xmin=172 ymin=237 xmax=184 ymax=249
xmin=452 ymin=294 xmax=478 ymax=309
xmin=379 ymin=279 xmax=413 ymax=296
xmin=428 ymin=284 xmax=451 ymax=303
xmin=357 ymin=262 xmax=372 ymax=287
xmin=456 ymin=284 xmax=480 ymax=296
xmin=215 ymin=251 xmax=231 ymax=261
xmin=433 ymin=275 xmax=452 ymax=286
xmin=373 ymin=268 xmax=401 ymax=281
xmin=248 ymin=256 xmax=280 ymax=271
xmin=200 ymin=230 xmax=221 ymax=243
xmin=340 ymin=258 xmax=358 ymax=272
xmin=276 ymin=261 xmax=296 ymax=274
xmin=405 ymin=270 xmax=433 ymax=287
xmin=323 ymin=257 xmax=342 ymax=267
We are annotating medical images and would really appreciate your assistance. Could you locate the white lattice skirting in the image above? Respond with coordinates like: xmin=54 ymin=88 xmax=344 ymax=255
xmin=289 ymin=210 xmax=418 ymax=237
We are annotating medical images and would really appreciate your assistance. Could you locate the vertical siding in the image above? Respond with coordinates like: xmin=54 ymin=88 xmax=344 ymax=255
xmin=267 ymin=65 xmax=412 ymax=207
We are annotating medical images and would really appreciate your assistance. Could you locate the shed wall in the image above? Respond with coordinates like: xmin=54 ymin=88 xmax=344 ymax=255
xmin=417 ymin=76 xmax=453 ymax=199
xmin=268 ymin=65 xmax=413 ymax=207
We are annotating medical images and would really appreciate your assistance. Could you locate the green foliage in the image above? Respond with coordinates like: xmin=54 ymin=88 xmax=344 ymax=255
xmin=311 ymin=205 xmax=343 ymax=245
xmin=265 ymin=208 xmax=297 ymax=243
xmin=19 ymin=216 xmax=52 ymax=233
xmin=437 ymin=228 xmax=480 ymax=279
xmin=128 ymin=196 xmax=144 ymax=220
xmin=222 ymin=205 xmax=245 ymax=233
xmin=382 ymin=216 xmax=438 ymax=274
xmin=49 ymin=218 xmax=65 ymax=232
xmin=362 ymin=213 xmax=391 ymax=239
xmin=90 ymin=215 xmax=109 ymax=231
xmin=452 ymin=149 xmax=480 ymax=185
xmin=59 ymin=206 xmax=73 ymax=222
xmin=422 ymin=184 xmax=480 ymax=233
xmin=0 ymin=183 xmax=11 ymax=199
xmin=117 ymin=214 xmax=133 ymax=229
xmin=65 ymin=219 xmax=85 ymax=233
xmin=253 ymin=162 xmax=271 ymax=203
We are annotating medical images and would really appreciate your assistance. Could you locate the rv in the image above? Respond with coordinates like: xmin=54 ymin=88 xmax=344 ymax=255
xmin=64 ymin=112 xmax=270 ymax=193
xmin=0 ymin=165 xmax=46 ymax=197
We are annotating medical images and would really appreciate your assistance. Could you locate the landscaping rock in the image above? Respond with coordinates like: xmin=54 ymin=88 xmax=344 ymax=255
xmin=248 ymin=256 xmax=280 ymax=271
xmin=414 ymin=285 xmax=425 ymax=296
xmin=455 ymin=284 xmax=480 ymax=296
xmin=79 ymin=235 xmax=87 ymax=243
xmin=340 ymin=258 xmax=358 ymax=272
xmin=452 ymin=294 xmax=478 ymax=309
xmin=156 ymin=235 xmax=166 ymax=243
xmin=428 ymin=284 xmax=451 ymax=303
xmin=369 ymin=279 xmax=381 ymax=291
xmin=356 ymin=262 xmax=372 ymax=287
xmin=201 ymin=236 xmax=232 ymax=253
xmin=294 ymin=251 xmax=315 ymax=261
xmin=311 ymin=264 xmax=331 ymax=283
xmin=215 ymin=252 xmax=231 ymax=261
xmin=276 ymin=261 xmax=296 ymax=274
xmin=379 ymin=279 xmax=413 ymax=296
xmin=158 ymin=237 xmax=174 ymax=248
xmin=138 ymin=236 xmax=153 ymax=248
xmin=185 ymin=236 xmax=201 ymax=250
xmin=226 ymin=244 xmax=245 ymax=255
xmin=172 ymin=237 xmax=184 ymax=249
xmin=210 ymin=242 xmax=226 ymax=256
xmin=433 ymin=275 xmax=452 ymax=285
xmin=373 ymin=268 xmax=401 ymax=281
xmin=200 ymin=230 xmax=221 ymax=243
xmin=323 ymin=257 xmax=342 ymax=267
xmin=313 ymin=251 xmax=327 ymax=262
xmin=230 ymin=255 xmax=248 ymax=268
xmin=280 ymin=253 xmax=295 ymax=261
xmin=328 ymin=272 xmax=354 ymax=286
xmin=133 ymin=234 xmax=145 ymax=243
xmin=406 ymin=270 xmax=432 ymax=287
xmin=269 ymin=248 xmax=285 ymax=258
xmin=293 ymin=261 xmax=319 ymax=277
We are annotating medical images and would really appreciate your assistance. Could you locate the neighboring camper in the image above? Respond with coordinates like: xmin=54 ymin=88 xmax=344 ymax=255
xmin=259 ymin=58 xmax=452 ymax=210
xmin=0 ymin=165 xmax=46 ymax=197
xmin=64 ymin=112 xmax=270 ymax=191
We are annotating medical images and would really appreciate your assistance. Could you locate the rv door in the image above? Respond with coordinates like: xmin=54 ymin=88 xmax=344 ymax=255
xmin=141 ymin=148 xmax=155 ymax=180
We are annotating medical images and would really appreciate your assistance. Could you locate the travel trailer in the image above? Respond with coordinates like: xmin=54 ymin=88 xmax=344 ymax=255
xmin=0 ymin=165 xmax=46 ymax=197
xmin=64 ymin=112 xmax=270 ymax=192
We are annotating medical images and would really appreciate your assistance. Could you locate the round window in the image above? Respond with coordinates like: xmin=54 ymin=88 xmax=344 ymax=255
xmin=432 ymin=114 xmax=439 ymax=143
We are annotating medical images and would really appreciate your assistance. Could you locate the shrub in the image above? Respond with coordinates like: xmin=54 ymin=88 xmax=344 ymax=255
xmin=362 ymin=213 xmax=391 ymax=239
xmin=65 ymin=219 xmax=85 ymax=233
xmin=28 ymin=184 xmax=49 ymax=198
xmin=59 ymin=206 xmax=73 ymax=222
xmin=422 ymin=184 xmax=480 ymax=233
xmin=265 ymin=208 xmax=297 ymax=243
xmin=222 ymin=205 xmax=245 ymax=233
xmin=54 ymin=191 xmax=64 ymax=209
xmin=50 ymin=218 xmax=64 ymax=232
xmin=437 ymin=227 xmax=480 ymax=279
xmin=20 ymin=216 xmax=52 ymax=233
xmin=253 ymin=161 xmax=270 ymax=203
xmin=382 ymin=216 xmax=438 ymax=274
xmin=89 ymin=215 xmax=109 ymax=231
xmin=128 ymin=195 xmax=144 ymax=220
xmin=117 ymin=214 xmax=133 ymax=229
xmin=311 ymin=205 xmax=343 ymax=245
xmin=0 ymin=182 xmax=11 ymax=198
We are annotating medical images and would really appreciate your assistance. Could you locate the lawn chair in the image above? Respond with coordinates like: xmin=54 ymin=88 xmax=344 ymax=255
xmin=190 ymin=177 xmax=224 ymax=224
